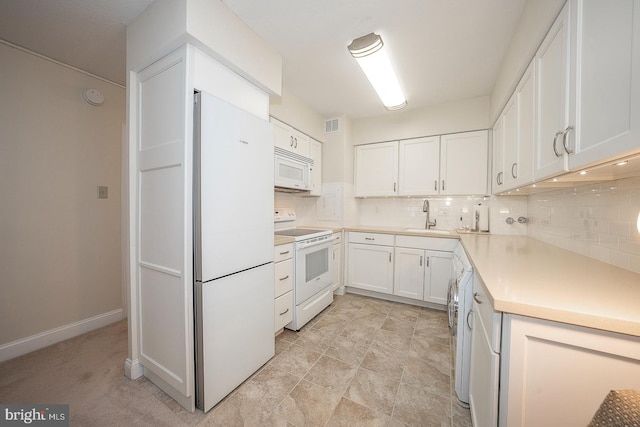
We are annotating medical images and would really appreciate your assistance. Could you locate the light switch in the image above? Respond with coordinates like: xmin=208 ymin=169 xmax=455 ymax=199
xmin=98 ymin=186 xmax=108 ymax=199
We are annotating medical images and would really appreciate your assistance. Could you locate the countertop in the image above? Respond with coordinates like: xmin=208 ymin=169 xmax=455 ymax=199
xmin=459 ymin=234 xmax=640 ymax=337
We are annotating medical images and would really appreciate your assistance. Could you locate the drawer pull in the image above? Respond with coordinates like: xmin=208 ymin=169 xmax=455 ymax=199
xmin=279 ymin=275 xmax=289 ymax=281
xmin=364 ymin=237 xmax=375 ymax=241
xmin=279 ymin=308 xmax=290 ymax=316
xmin=473 ymin=292 xmax=482 ymax=304
xmin=279 ymin=250 xmax=290 ymax=255
xmin=467 ymin=310 xmax=473 ymax=330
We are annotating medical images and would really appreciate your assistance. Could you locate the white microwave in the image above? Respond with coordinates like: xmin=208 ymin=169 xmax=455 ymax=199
xmin=274 ymin=147 xmax=313 ymax=192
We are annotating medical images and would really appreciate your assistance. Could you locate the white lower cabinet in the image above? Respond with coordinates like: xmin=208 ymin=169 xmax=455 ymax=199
xmin=499 ymin=315 xmax=640 ymax=427
xmin=348 ymin=232 xmax=455 ymax=305
xmin=331 ymin=232 xmax=342 ymax=290
xmin=348 ymin=243 xmax=394 ymax=295
xmin=393 ymin=247 xmax=453 ymax=304
xmin=274 ymin=243 xmax=294 ymax=332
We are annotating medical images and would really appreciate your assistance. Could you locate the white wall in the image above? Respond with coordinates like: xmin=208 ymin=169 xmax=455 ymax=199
xmin=351 ymin=96 xmax=490 ymax=145
xmin=528 ymin=177 xmax=640 ymax=273
xmin=0 ymin=42 xmax=125 ymax=349
xmin=269 ymin=87 xmax=325 ymax=142
xmin=489 ymin=0 xmax=565 ymax=122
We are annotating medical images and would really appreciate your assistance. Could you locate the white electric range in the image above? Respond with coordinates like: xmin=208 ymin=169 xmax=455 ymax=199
xmin=274 ymin=209 xmax=334 ymax=330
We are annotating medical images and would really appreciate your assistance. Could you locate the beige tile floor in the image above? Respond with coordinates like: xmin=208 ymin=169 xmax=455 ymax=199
xmin=203 ymin=293 xmax=473 ymax=427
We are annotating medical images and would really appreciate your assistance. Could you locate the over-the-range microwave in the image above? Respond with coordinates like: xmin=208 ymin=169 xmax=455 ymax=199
xmin=274 ymin=147 xmax=313 ymax=192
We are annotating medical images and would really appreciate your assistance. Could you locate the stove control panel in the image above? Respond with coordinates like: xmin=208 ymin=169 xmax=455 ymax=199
xmin=274 ymin=208 xmax=296 ymax=223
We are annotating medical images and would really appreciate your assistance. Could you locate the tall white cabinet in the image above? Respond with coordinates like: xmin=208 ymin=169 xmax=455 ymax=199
xmin=354 ymin=142 xmax=399 ymax=197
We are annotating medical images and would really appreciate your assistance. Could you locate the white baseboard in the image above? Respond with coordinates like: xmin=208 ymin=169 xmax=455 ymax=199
xmin=124 ymin=358 xmax=144 ymax=379
xmin=0 ymin=308 xmax=124 ymax=363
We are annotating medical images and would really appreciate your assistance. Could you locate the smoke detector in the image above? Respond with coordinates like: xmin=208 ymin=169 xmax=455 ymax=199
xmin=82 ymin=88 xmax=104 ymax=106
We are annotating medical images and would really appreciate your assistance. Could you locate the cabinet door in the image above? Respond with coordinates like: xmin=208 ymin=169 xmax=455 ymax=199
xmin=272 ymin=118 xmax=293 ymax=152
xmin=308 ymin=139 xmax=322 ymax=196
xmin=354 ymin=142 xmax=399 ymax=197
xmin=291 ymin=129 xmax=310 ymax=157
xmin=568 ymin=0 xmax=639 ymax=170
xmin=502 ymin=95 xmax=518 ymax=190
xmin=423 ymin=250 xmax=453 ymax=305
xmin=492 ymin=115 xmax=505 ymax=194
xmin=398 ymin=137 xmax=440 ymax=196
xmin=469 ymin=301 xmax=500 ymax=427
xmin=515 ymin=61 xmax=535 ymax=187
xmin=440 ymin=130 xmax=489 ymax=196
xmin=347 ymin=243 xmax=394 ymax=294
xmin=393 ymin=247 xmax=425 ymax=300
xmin=331 ymin=242 xmax=342 ymax=290
xmin=534 ymin=3 xmax=570 ymax=181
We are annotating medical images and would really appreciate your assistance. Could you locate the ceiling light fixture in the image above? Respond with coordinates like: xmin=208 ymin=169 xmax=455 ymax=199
xmin=348 ymin=33 xmax=407 ymax=111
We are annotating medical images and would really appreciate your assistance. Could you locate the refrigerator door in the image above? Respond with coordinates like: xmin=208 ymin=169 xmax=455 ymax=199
xmin=195 ymin=92 xmax=274 ymax=282
xmin=196 ymin=262 xmax=275 ymax=411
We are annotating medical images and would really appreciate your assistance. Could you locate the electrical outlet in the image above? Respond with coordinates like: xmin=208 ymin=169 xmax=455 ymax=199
xmin=98 ymin=186 xmax=108 ymax=199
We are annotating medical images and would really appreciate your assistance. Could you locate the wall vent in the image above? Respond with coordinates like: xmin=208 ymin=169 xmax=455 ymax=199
xmin=324 ymin=118 xmax=340 ymax=134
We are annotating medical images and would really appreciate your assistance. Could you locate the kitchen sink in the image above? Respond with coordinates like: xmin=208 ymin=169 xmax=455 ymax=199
xmin=404 ymin=228 xmax=453 ymax=235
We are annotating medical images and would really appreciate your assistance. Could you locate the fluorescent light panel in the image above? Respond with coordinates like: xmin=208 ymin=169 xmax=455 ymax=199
xmin=348 ymin=33 xmax=407 ymax=111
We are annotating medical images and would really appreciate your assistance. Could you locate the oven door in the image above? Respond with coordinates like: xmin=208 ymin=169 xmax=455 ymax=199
xmin=294 ymin=238 xmax=333 ymax=304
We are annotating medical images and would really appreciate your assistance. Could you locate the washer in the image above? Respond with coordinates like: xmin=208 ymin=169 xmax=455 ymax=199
xmin=447 ymin=243 xmax=474 ymax=407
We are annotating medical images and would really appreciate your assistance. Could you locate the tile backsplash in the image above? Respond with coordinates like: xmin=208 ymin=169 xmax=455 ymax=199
xmin=527 ymin=176 xmax=640 ymax=273
xmin=358 ymin=195 xmax=529 ymax=236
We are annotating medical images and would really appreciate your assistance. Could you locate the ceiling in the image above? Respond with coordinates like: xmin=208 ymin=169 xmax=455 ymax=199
xmin=0 ymin=0 xmax=527 ymax=119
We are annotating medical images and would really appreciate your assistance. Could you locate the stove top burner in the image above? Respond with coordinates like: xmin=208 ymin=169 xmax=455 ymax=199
xmin=275 ymin=228 xmax=326 ymax=237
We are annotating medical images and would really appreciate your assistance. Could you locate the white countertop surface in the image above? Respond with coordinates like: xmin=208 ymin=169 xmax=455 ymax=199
xmin=459 ymin=234 xmax=640 ymax=337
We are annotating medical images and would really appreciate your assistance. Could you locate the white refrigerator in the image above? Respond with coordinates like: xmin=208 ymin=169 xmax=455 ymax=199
xmin=193 ymin=91 xmax=274 ymax=412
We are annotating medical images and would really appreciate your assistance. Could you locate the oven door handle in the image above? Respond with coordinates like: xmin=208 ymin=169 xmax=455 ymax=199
xmin=297 ymin=238 xmax=332 ymax=250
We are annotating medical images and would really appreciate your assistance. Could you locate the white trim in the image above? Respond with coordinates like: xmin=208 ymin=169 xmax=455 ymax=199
xmin=0 ymin=38 xmax=125 ymax=89
xmin=124 ymin=358 xmax=144 ymax=380
xmin=0 ymin=309 xmax=124 ymax=362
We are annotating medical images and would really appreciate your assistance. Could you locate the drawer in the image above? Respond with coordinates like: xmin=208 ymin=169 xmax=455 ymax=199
xmin=274 ymin=258 xmax=293 ymax=298
xmin=473 ymin=275 xmax=502 ymax=353
xmin=274 ymin=291 xmax=293 ymax=332
xmin=395 ymin=235 xmax=458 ymax=252
xmin=348 ymin=231 xmax=394 ymax=246
xmin=332 ymin=232 xmax=342 ymax=244
xmin=274 ymin=243 xmax=293 ymax=262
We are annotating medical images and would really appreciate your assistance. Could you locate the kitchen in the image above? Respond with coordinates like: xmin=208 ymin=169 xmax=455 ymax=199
xmin=1 ymin=0 xmax=639 ymax=426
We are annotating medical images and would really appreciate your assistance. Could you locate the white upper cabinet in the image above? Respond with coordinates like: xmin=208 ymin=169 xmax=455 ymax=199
xmin=398 ymin=136 xmax=441 ymax=196
xmin=272 ymin=118 xmax=310 ymax=158
xmin=494 ymin=61 xmax=535 ymax=194
xmin=355 ymin=131 xmax=489 ymax=197
xmin=567 ymin=0 xmax=639 ymax=170
xmin=440 ymin=130 xmax=489 ymax=196
xmin=354 ymin=141 xmax=399 ymax=197
xmin=535 ymin=0 xmax=640 ymax=181
xmin=535 ymin=3 xmax=570 ymax=180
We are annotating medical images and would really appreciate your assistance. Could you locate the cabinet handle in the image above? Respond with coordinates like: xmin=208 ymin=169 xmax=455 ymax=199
xmin=290 ymin=136 xmax=294 ymax=147
xmin=473 ymin=292 xmax=482 ymax=304
xmin=441 ymin=180 xmax=445 ymax=191
xmin=420 ymin=255 xmax=423 ymax=266
xmin=434 ymin=180 xmax=438 ymax=191
xmin=279 ymin=275 xmax=289 ymax=281
xmin=279 ymin=250 xmax=290 ymax=255
xmin=552 ymin=131 xmax=564 ymax=157
xmin=496 ymin=171 xmax=503 ymax=185
xmin=389 ymin=253 xmax=392 ymax=262
xmin=393 ymin=182 xmax=397 ymax=192
xmin=279 ymin=308 xmax=289 ymax=316
xmin=467 ymin=309 xmax=473 ymax=330
xmin=426 ymin=257 xmax=430 ymax=267
xmin=511 ymin=162 xmax=518 ymax=179
xmin=364 ymin=237 xmax=375 ymax=241
xmin=562 ymin=126 xmax=574 ymax=154
xmin=294 ymin=137 xmax=298 ymax=148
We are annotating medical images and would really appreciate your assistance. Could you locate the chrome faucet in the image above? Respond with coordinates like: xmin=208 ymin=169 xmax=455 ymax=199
xmin=423 ymin=199 xmax=437 ymax=230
